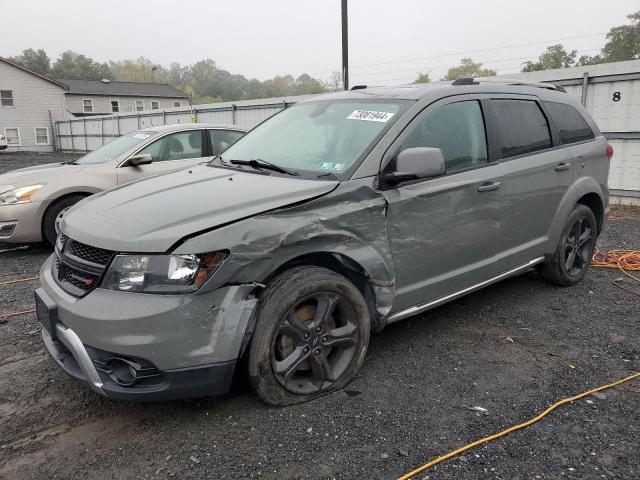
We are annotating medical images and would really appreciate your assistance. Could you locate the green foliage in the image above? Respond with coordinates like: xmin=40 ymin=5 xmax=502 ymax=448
xmin=51 ymin=51 xmax=113 ymax=80
xmin=527 ymin=11 xmax=640 ymax=70
xmin=522 ymin=44 xmax=577 ymax=72
xmin=413 ymin=72 xmax=432 ymax=84
xmin=600 ymin=10 xmax=640 ymax=62
xmin=9 ymin=48 xmax=51 ymax=75
xmin=443 ymin=58 xmax=496 ymax=81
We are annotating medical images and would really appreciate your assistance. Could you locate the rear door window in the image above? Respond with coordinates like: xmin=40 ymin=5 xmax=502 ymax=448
xmin=489 ymin=100 xmax=552 ymax=159
xmin=543 ymin=101 xmax=595 ymax=144
xmin=208 ymin=129 xmax=245 ymax=156
xmin=399 ymin=100 xmax=488 ymax=174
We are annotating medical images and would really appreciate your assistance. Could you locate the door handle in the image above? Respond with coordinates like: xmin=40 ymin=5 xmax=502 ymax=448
xmin=554 ymin=162 xmax=572 ymax=172
xmin=477 ymin=181 xmax=502 ymax=192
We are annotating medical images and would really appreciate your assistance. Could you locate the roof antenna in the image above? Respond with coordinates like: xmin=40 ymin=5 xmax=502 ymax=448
xmin=452 ymin=77 xmax=479 ymax=85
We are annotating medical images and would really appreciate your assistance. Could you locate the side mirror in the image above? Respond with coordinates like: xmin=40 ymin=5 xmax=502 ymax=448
xmin=124 ymin=153 xmax=153 ymax=167
xmin=385 ymin=147 xmax=446 ymax=185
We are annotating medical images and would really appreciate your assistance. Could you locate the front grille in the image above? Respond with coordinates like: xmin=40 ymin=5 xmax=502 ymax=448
xmin=67 ymin=239 xmax=113 ymax=267
xmin=52 ymin=233 xmax=114 ymax=298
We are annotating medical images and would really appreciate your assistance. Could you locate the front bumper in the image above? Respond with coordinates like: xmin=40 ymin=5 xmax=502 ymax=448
xmin=0 ymin=201 xmax=43 ymax=243
xmin=38 ymin=255 xmax=259 ymax=401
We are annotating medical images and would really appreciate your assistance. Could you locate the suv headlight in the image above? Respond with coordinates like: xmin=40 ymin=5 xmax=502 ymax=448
xmin=0 ymin=184 xmax=44 ymax=205
xmin=101 ymin=252 xmax=227 ymax=293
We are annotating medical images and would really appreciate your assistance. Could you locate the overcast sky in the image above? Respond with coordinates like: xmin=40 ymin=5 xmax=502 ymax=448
xmin=3 ymin=0 xmax=638 ymax=85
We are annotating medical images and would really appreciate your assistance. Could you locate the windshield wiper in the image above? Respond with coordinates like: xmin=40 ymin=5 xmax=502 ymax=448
xmin=229 ymin=158 xmax=298 ymax=176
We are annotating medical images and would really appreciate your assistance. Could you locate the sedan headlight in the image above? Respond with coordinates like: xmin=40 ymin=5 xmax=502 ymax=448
xmin=101 ymin=252 xmax=227 ymax=293
xmin=0 ymin=184 xmax=45 ymax=205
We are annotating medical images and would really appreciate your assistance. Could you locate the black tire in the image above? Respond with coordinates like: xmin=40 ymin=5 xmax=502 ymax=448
xmin=248 ymin=266 xmax=370 ymax=406
xmin=541 ymin=204 xmax=597 ymax=286
xmin=42 ymin=195 xmax=85 ymax=247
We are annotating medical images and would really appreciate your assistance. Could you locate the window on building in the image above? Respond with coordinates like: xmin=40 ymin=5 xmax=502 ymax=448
xmin=111 ymin=100 xmax=120 ymax=113
xmin=173 ymin=101 xmax=181 ymax=108
xmin=400 ymin=100 xmax=488 ymax=174
xmin=5 ymin=128 xmax=20 ymax=145
xmin=1 ymin=90 xmax=14 ymax=107
xmin=137 ymin=130 xmax=203 ymax=162
xmin=489 ymin=100 xmax=552 ymax=159
xmin=151 ymin=101 xmax=159 ymax=110
xmin=35 ymin=128 xmax=50 ymax=145
xmin=83 ymin=99 xmax=93 ymax=113
xmin=544 ymin=101 xmax=595 ymax=145
xmin=136 ymin=100 xmax=144 ymax=111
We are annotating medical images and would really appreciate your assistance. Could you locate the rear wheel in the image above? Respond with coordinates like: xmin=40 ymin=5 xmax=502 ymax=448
xmin=541 ymin=204 xmax=597 ymax=286
xmin=249 ymin=266 xmax=370 ymax=406
xmin=42 ymin=195 xmax=85 ymax=247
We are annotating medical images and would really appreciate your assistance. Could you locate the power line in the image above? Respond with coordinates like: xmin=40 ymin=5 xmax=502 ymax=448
xmin=309 ymin=31 xmax=605 ymax=76
xmin=349 ymin=48 xmax=602 ymax=79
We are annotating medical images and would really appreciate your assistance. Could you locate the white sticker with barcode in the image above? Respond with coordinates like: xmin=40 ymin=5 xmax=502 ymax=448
xmin=347 ymin=110 xmax=395 ymax=123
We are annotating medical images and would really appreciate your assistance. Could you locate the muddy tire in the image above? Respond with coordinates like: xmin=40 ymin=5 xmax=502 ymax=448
xmin=42 ymin=195 xmax=85 ymax=247
xmin=541 ymin=204 xmax=597 ymax=286
xmin=248 ymin=266 xmax=370 ymax=406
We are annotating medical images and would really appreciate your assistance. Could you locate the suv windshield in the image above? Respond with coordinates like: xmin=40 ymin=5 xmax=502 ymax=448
xmin=76 ymin=131 xmax=154 ymax=165
xmin=218 ymin=99 xmax=409 ymax=178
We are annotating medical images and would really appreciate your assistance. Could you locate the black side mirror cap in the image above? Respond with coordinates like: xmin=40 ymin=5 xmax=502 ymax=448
xmin=124 ymin=153 xmax=153 ymax=167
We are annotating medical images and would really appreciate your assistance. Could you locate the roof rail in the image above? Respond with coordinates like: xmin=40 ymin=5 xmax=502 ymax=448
xmin=452 ymin=77 xmax=566 ymax=92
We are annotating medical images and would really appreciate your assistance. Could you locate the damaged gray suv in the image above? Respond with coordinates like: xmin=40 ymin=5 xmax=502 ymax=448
xmin=37 ymin=79 xmax=611 ymax=405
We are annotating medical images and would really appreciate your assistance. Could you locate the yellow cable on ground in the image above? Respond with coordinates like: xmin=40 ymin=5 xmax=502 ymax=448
xmin=0 ymin=276 xmax=39 ymax=286
xmin=398 ymin=372 xmax=640 ymax=480
xmin=0 ymin=308 xmax=37 ymax=318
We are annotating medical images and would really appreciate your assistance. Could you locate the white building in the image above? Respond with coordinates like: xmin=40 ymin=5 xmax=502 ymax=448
xmin=0 ymin=56 xmax=67 ymax=152
xmin=58 ymin=79 xmax=190 ymax=117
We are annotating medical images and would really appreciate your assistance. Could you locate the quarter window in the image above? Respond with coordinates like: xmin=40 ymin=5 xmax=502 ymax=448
xmin=111 ymin=100 xmax=120 ymax=113
xmin=83 ymin=99 xmax=93 ymax=113
xmin=490 ymin=100 xmax=552 ymax=158
xmin=400 ymin=100 xmax=488 ymax=174
xmin=5 ymin=128 xmax=20 ymax=145
xmin=151 ymin=101 xmax=159 ymax=110
xmin=1 ymin=90 xmax=14 ymax=107
xmin=35 ymin=128 xmax=49 ymax=145
xmin=136 ymin=130 xmax=203 ymax=162
xmin=544 ymin=101 xmax=595 ymax=144
xmin=135 ymin=100 xmax=144 ymax=111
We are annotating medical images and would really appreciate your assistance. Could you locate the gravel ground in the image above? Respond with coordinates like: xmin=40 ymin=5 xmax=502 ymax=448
xmin=0 ymin=152 xmax=638 ymax=480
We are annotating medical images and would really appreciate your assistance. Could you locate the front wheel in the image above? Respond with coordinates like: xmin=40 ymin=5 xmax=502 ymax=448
xmin=248 ymin=266 xmax=370 ymax=406
xmin=541 ymin=204 xmax=597 ymax=286
xmin=42 ymin=195 xmax=85 ymax=247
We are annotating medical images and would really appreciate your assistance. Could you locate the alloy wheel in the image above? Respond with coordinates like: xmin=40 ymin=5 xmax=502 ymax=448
xmin=563 ymin=216 xmax=595 ymax=276
xmin=270 ymin=292 xmax=360 ymax=395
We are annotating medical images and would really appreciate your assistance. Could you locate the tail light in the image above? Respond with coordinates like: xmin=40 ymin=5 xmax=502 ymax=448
xmin=606 ymin=143 xmax=614 ymax=161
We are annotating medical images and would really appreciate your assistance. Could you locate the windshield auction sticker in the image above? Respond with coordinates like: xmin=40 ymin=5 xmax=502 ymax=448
xmin=347 ymin=110 xmax=395 ymax=122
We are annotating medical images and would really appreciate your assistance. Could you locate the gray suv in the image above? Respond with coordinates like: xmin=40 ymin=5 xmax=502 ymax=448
xmin=36 ymin=79 xmax=611 ymax=405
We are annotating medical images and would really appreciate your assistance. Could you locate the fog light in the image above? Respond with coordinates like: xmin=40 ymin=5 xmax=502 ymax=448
xmin=0 ymin=221 xmax=17 ymax=237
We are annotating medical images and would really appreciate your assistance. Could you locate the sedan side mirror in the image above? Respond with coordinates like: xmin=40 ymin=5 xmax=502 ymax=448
xmin=124 ymin=153 xmax=153 ymax=167
xmin=385 ymin=147 xmax=446 ymax=185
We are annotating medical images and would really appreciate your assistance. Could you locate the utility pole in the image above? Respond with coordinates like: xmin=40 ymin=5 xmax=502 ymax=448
xmin=341 ymin=0 xmax=349 ymax=90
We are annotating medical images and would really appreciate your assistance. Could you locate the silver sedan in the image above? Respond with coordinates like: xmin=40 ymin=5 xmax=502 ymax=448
xmin=0 ymin=123 xmax=246 ymax=245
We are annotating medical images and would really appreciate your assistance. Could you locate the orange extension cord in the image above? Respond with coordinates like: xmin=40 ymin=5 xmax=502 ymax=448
xmin=398 ymin=372 xmax=640 ymax=480
xmin=591 ymin=248 xmax=640 ymax=296
xmin=0 ymin=276 xmax=39 ymax=319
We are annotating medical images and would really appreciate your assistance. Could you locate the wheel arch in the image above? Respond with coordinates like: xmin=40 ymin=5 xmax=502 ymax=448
xmin=576 ymin=192 xmax=605 ymax=234
xmin=262 ymin=251 xmax=384 ymax=331
xmin=41 ymin=191 xmax=94 ymax=237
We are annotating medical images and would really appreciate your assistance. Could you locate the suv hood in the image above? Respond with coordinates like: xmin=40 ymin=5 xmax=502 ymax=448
xmin=63 ymin=165 xmax=338 ymax=252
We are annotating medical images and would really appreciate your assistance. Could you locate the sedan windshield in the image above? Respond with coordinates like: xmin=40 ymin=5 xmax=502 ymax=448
xmin=218 ymin=99 xmax=409 ymax=178
xmin=76 ymin=131 xmax=154 ymax=165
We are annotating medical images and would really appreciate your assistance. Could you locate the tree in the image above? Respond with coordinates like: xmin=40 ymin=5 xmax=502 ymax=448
xmin=413 ymin=72 xmax=432 ymax=84
xmin=522 ymin=44 xmax=577 ymax=72
xmin=600 ymin=10 xmax=640 ymax=62
xmin=443 ymin=58 xmax=496 ymax=80
xmin=326 ymin=71 xmax=342 ymax=91
xmin=9 ymin=48 xmax=51 ymax=75
xmin=51 ymin=51 xmax=113 ymax=80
